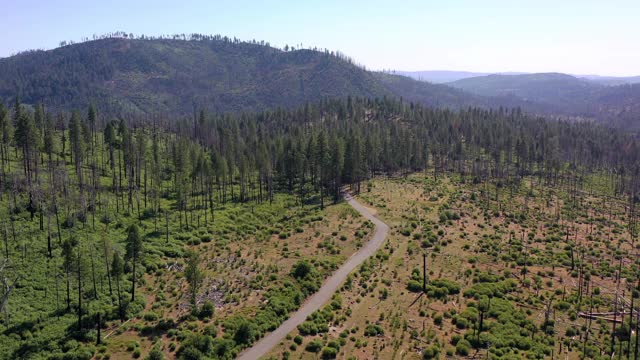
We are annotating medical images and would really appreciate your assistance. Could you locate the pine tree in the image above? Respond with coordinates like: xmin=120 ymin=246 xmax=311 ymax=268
xmin=125 ymin=224 xmax=142 ymax=302
xmin=13 ymin=100 xmax=39 ymax=184
xmin=87 ymin=104 xmax=97 ymax=151
xmin=316 ymin=131 xmax=328 ymax=209
xmin=0 ymin=104 xmax=12 ymax=185
xmin=111 ymin=252 xmax=124 ymax=321
xmin=61 ymin=236 xmax=77 ymax=311
xmin=184 ymin=250 xmax=203 ymax=310
xmin=69 ymin=111 xmax=85 ymax=190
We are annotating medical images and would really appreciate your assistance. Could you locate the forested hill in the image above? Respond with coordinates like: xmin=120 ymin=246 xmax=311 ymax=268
xmin=4 ymin=36 xmax=640 ymax=128
xmin=0 ymin=37 xmax=492 ymax=116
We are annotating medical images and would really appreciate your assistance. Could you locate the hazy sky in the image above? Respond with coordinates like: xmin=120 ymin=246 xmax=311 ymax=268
xmin=2 ymin=0 xmax=639 ymax=76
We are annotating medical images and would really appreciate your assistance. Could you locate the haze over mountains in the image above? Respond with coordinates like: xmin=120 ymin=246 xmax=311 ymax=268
xmin=395 ymin=70 xmax=526 ymax=84
xmin=398 ymin=70 xmax=640 ymax=86
xmin=1 ymin=36 xmax=640 ymax=129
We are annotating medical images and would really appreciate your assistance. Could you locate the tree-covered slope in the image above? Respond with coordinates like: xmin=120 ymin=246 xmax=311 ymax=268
xmin=0 ymin=37 xmax=486 ymax=116
xmin=591 ymin=83 xmax=640 ymax=129
xmin=0 ymin=38 xmax=381 ymax=115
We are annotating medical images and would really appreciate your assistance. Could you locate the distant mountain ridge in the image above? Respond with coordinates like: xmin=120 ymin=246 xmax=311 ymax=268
xmin=447 ymin=72 xmax=640 ymax=128
xmin=394 ymin=70 xmax=490 ymax=83
xmin=579 ymin=75 xmax=640 ymax=86
xmin=1 ymin=38 xmax=640 ymax=129
xmin=448 ymin=73 xmax=599 ymax=110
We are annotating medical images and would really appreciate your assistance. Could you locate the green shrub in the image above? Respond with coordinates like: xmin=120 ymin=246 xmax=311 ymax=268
xmin=363 ymin=324 xmax=384 ymax=336
xmin=422 ymin=345 xmax=439 ymax=359
xmin=454 ymin=317 xmax=468 ymax=329
xmin=305 ymin=340 xmax=323 ymax=353
xmin=429 ymin=279 xmax=461 ymax=294
xmin=321 ymin=346 xmax=338 ymax=359
xmin=456 ymin=339 xmax=471 ymax=356
xmin=407 ymin=280 xmax=423 ymax=293
xmin=143 ymin=312 xmax=159 ymax=321
xmin=292 ymin=260 xmax=313 ymax=279
xmin=176 ymin=334 xmax=214 ymax=359
xmin=198 ymin=301 xmax=215 ymax=320
xmin=298 ymin=321 xmax=319 ymax=336
xmin=234 ymin=321 xmax=255 ymax=345
xmin=145 ymin=348 xmax=164 ymax=360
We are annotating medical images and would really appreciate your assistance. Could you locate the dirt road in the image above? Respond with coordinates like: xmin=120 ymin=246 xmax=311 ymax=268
xmin=236 ymin=194 xmax=389 ymax=359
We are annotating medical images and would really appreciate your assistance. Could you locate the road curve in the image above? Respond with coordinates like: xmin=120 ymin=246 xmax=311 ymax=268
xmin=237 ymin=194 xmax=389 ymax=360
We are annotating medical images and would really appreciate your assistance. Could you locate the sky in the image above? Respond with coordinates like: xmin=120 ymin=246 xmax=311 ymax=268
xmin=2 ymin=0 xmax=639 ymax=76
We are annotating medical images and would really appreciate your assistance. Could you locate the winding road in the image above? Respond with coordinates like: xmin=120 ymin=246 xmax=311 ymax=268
xmin=237 ymin=193 xmax=389 ymax=360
